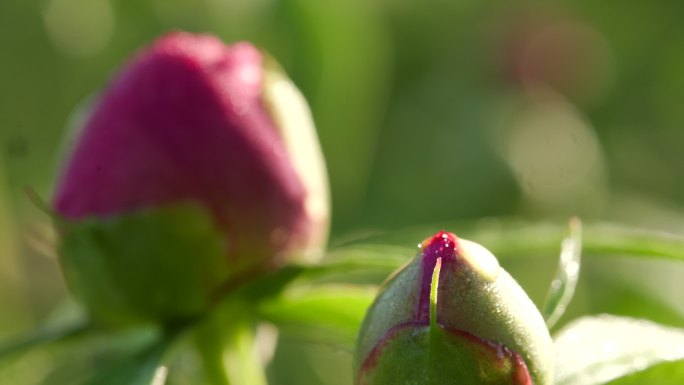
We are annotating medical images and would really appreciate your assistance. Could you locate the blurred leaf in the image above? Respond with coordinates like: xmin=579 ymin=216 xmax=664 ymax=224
xmin=339 ymin=220 xmax=684 ymax=263
xmin=554 ymin=315 xmax=684 ymax=385
xmin=258 ymin=285 xmax=377 ymax=351
xmin=78 ymin=333 xmax=175 ymax=385
xmin=606 ymin=359 xmax=684 ymax=385
xmin=0 ymin=325 xmax=159 ymax=385
xmin=310 ymin=245 xmax=411 ymax=279
xmin=233 ymin=245 xmax=410 ymax=295
xmin=186 ymin=245 xmax=403 ymax=309
xmin=581 ymin=223 xmax=684 ymax=263
xmin=0 ymin=321 xmax=89 ymax=362
xmin=579 ymin=259 xmax=684 ymax=328
xmin=543 ymin=218 xmax=582 ymax=328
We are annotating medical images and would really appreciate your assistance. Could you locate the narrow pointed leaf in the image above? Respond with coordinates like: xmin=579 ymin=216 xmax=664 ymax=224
xmin=339 ymin=220 xmax=684 ymax=263
xmin=78 ymin=334 xmax=176 ymax=385
xmin=543 ymin=218 xmax=582 ymax=328
xmin=0 ymin=321 xmax=89 ymax=362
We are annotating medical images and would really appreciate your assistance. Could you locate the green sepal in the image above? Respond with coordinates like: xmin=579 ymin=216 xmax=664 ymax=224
xmin=357 ymin=324 xmax=530 ymax=385
xmin=57 ymin=203 xmax=232 ymax=326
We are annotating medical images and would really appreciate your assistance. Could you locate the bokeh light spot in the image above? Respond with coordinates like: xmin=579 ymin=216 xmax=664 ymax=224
xmin=43 ymin=0 xmax=114 ymax=57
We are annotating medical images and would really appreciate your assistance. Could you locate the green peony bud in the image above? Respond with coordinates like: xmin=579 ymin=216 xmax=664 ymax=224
xmin=354 ymin=231 xmax=553 ymax=385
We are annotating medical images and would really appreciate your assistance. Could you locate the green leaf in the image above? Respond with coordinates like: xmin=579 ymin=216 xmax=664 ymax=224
xmin=314 ymin=245 xmax=411 ymax=277
xmin=258 ymin=285 xmax=377 ymax=351
xmin=554 ymin=315 xmax=684 ymax=385
xmin=605 ymin=359 xmax=684 ymax=384
xmin=321 ymin=220 xmax=684 ymax=295
xmin=228 ymin=265 xmax=308 ymax=303
xmin=337 ymin=220 xmax=684 ymax=263
xmin=581 ymin=265 xmax=684 ymax=326
xmin=224 ymin=245 xmax=408 ymax=300
xmin=0 ymin=321 xmax=89 ymax=362
xmin=0 ymin=325 xmax=159 ymax=385
xmin=78 ymin=333 xmax=176 ymax=385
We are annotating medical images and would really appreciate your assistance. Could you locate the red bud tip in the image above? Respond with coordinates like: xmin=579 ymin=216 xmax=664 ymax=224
xmin=417 ymin=231 xmax=459 ymax=323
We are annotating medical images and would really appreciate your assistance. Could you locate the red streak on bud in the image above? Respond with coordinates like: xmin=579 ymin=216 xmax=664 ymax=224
xmin=447 ymin=326 xmax=533 ymax=385
xmin=512 ymin=354 xmax=534 ymax=385
xmin=359 ymin=322 xmax=422 ymax=377
xmin=358 ymin=323 xmax=534 ymax=385
xmin=487 ymin=338 xmax=533 ymax=385
xmin=416 ymin=231 xmax=460 ymax=323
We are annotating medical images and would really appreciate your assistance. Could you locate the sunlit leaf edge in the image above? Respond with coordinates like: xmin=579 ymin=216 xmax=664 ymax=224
xmin=554 ymin=314 xmax=684 ymax=385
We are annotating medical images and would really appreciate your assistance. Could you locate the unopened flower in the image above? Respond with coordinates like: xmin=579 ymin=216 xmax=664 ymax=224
xmin=354 ymin=231 xmax=554 ymax=385
xmin=52 ymin=32 xmax=329 ymax=324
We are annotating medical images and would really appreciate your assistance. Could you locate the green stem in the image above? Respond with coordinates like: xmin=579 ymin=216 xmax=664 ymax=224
xmin=194 ymin=317 xmax=231 ymax=385
xmin=194 ymin=304 xmax=268 ymax=385
xmin=222 ymin=320 xmax=268 ymax=385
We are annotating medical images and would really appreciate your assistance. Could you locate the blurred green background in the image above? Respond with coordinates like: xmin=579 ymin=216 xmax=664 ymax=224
xmin=2 ymin=0 xmax=684 ymax=384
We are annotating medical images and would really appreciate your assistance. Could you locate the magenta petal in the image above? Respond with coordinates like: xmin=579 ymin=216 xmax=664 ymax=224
xmin=416 ymin=231 xmax=460 ymax=323
xmin=53 ymin=32 xmax=316 ymax=264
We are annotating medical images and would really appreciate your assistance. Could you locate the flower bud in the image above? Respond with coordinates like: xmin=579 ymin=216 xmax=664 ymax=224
xmin=52 ymin=32 xmax=329 ymax=324
xmin=354 ymin=231 xmax=553 ymax=385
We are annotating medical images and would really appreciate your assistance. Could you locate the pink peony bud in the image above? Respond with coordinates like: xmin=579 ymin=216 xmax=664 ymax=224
xmin=51 ymin=32 xmax=329 ymax=324
xmin=354 ymin=231 xmax=554 ymax=385
xmin=53 ymin=32 xmax=328 ymax=267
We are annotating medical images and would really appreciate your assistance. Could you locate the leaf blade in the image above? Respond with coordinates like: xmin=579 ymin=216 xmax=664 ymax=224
xmin=554 ymin=315 xmax=684 ymax=385
xmin=258 ymin=285 xmax=377 ymax=351
xmin=78 ymin=332 xmax=176 ymax=385
xmin=336 ymin=220 xmax=684 ymax=263
xmin=0 ymin=321 xmax=90 ymax=362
